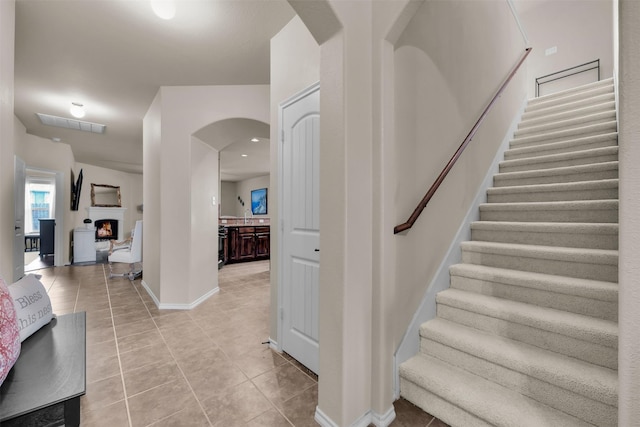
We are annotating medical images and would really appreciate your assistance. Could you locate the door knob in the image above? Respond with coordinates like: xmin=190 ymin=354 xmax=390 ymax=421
xmin=314 ymin=248 xmax=320 ymax=252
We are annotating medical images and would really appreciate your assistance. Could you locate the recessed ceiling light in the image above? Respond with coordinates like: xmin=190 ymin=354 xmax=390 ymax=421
xmin=250 ymin=138 xmax=259 ymax=142
xmin=241 ymin=154 xmax=248 ymax=157
xmin=70 ymin=102 xmax=85 ymax=118
xmin=150 ymin=0 xmax=176 ymax=20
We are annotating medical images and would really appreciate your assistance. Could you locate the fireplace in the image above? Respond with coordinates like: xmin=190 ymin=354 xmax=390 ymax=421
xmin=86 ymin=207 xmax=127 ymax=250
xmin=95 ymin=219 xmax=118 ymax=241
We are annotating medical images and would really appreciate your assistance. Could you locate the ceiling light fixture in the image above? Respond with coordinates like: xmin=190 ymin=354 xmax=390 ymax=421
xmin=69 ymin=102 xmax=85 ymax=118
xmin=241 ymin=154 xmax=248 ymax=157
xmin=150 ymin=0 xmax=176 ymax=20
xmin=250 ymin=138 xmax=259 ymax=142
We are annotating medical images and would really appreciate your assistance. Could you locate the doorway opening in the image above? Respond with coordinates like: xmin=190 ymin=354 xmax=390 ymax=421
xmin=24 ymin=172 xmax=56 ymax=271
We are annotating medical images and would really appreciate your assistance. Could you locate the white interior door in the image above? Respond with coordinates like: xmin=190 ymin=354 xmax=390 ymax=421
xmin=14 ymin=156 xmax=26 ymax=282
xmin=280 ymin=83 xmax=320 ymax=374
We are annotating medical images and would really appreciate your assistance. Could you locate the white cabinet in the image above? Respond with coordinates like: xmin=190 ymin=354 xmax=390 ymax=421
xmin=73 ymin=227 xmax=96 ymax=263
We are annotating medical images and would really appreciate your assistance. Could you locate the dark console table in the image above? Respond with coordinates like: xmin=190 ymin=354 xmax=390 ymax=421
xmin=0 ymin=312 xmax=86 ymax=427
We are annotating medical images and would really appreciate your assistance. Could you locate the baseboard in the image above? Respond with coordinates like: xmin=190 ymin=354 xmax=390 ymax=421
xmin=268 ymin=337 xmax=280 ymax=352
xmin=313 ymin=406 xmax=394 ymax=427
xmin=314 ymin=406 xmax=338 ymax=427
xmin=371 ymin=406 xmax=396 ymax=427
xmin=140 ymin=280 xmax=219 ymax=310
xmin=392 ymin=95 xmax=528 ymax=399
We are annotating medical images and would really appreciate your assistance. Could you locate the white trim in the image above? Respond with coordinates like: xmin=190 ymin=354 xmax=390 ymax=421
xmin=371 ymin=406 xmax=396 ymax=427
xmin=314 ymin=407 xmax=338 ymax=427
xmin=268 ymin=337 xmax=279 ymax=352
xmin=393 ymin=96 xmax=528 ymax=398
xmin=140 ymin=280 xmax=219 ymax=310
xmin=506 ymin=0 xmax=529 ymax=46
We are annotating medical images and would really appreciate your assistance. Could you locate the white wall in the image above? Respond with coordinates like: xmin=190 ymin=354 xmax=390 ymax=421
xmin=0 ymin=0 xmax=15 ymax=278
xmin=234 ymin=175 xmax=269 ymax=218
xmin=144 ymin=85 xmax=269 ymax=307
xmin=220 ymin=181 xmax=238 ymax=217
xmin=270 ymin=15 xmax=320 ymax=347
xmin=190 ymin=137 xmax=219 ymax=302
xmin=75 ymin=162 xmax=143 ymax=238
xmin=519 ymin=0 xmax=613 ymax=97
xmin=16 ymin=120 xmax=76 ymax=264
xmin=618 ymin=0 xmax=640 ymax=422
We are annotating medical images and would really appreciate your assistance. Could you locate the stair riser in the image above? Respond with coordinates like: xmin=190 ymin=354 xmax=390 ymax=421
xmin=500 ymin=153 xmax=619 ymax=173
xmin=487 ymin=187 xmax=618 ymax=203
xmin=461 ymin=248 xmax=617 ymax=282
xmin=504 ymin=138 xmax=618 ymax=160
xmin=511 ymin=124 xmax=618 ymax=149
xmin=515 ymin=113 xmax=616 ymax=139
xmin=494 ymin=169 xmax=618 ymax=187
xmin=479 ymin=207 xmax=618 ymax=223
xmin=400 ymin=379 xmax=491 ymax=427
xmin=519 ymin=102 xmax=616 ymax=129
xmin=526 ymin=85 xmax=614 ymax=112
xmin=471 ymin=228 xmax=618 ymax=250
xmin=437 ymin=305 xmax=617 ymax=369
xmin=450 ymin=275 xmax=618 ymax=321
xmin=523 ymin=93 xmax=615 ymax=122
xmin=421 ymin=339 xmax=617 ymax=426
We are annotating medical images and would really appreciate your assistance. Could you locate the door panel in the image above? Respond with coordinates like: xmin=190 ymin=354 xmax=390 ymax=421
xmin=14 ymin=157 xmax=26 ymax=282
xmin=280 ymin=84 xmax=320 ymax=374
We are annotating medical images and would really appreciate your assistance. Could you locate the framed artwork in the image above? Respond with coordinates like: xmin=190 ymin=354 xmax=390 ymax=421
xmin=251 ymin=188 xmax=268 ymax=215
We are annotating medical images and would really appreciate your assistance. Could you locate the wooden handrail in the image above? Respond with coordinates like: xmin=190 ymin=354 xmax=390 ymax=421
xmin=394 ymin=47 xmax=532 ymax=235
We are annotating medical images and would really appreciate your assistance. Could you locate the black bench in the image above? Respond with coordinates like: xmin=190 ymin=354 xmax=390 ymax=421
xmin=0 ymin=312 xmax=86 ymax=427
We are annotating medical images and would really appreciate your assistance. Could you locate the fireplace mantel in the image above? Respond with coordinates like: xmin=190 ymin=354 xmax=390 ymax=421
xmin=86 ymin=207 xmax=127 ymax=242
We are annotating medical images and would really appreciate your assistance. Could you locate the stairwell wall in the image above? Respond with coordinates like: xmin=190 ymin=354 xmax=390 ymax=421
xmin=391 ymin=0 xmax=528 ymax=387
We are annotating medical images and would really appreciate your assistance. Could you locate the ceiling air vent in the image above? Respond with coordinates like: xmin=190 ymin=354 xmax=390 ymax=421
xmin=36 ymin=113 xmax=106 ymax=134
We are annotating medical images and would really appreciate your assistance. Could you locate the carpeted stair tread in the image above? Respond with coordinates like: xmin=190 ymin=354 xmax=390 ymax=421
xmin=449 ymin=264 xmax=617 ymax=303
xmin=504 ymin=132 xmax=618 ymax=161
xmin=486 ymin=179 xmax=618 ymax=203
xmin=460 ymin=240 xmax=617 ymax=282
xmin=436 ymin=288 xmax=618 ymax=349
xmin=526 ymin=81 xmax=614 ymax=112
xmin=528 ymin=78 xmax=613 ymax=104
xmin=510 ymin=121 xmax=618 ymax=148
xmin=499 ymin=146 xmax=618 ymax=173
xmin=479 ymin=200 xmax=618 ymax=223
xmin=514 ymin=110 xmax=616 ymax=138
xmin=470 ymin=220 xmax=618 ymax=249
xmin=400 ymin=354 xmax=593 ymax=427
xmin=518 ymin=100 xmax=616 ymax=130
xmin=522 ymin=92 xmax=615 ymax=122
xmin=420 ymin=318 xmax=618 ymax=406
xmin=493 ymin=161 xmax=618 ymax=187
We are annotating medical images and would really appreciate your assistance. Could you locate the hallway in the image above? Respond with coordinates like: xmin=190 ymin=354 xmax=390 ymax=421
xmin=31 ymin=261 xmax=444 ymax=426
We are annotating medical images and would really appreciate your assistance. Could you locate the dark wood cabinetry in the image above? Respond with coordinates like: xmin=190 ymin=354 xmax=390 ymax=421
xmin=226 ymin=226 xmax=270 ymax=263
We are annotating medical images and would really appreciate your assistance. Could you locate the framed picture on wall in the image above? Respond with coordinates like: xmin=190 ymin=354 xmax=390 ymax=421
xmin=251 ymin=188 xmax=267 ymax=215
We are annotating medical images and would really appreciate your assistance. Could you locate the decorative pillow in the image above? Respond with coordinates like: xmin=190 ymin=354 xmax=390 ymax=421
xmin=8 ymin=274 xmax=54 ymax=342
xmin=0 ymin=276 xmax=21 ymax=386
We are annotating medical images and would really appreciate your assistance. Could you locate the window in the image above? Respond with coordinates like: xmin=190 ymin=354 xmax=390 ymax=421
xmin=25 ymin=179 xmax=55 ymax=234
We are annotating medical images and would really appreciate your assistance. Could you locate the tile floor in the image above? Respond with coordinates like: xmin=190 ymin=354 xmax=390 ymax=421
xmin=31 ymin=260 xmax=448 ymax=427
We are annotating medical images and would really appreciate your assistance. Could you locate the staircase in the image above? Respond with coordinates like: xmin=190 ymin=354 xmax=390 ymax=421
xmin=399 ymin=78 xmax=618 ymax=427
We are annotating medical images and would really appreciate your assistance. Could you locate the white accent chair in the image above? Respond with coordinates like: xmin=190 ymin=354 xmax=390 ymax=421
xmin=108 ymin=220 xmax=142 ymax=281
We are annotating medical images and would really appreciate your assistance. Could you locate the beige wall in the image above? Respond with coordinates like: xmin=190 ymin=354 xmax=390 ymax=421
xmin=75 ymin=162 xmax=143 ymax=238
xmin=16 ymin=120 xmax=76 ymax=264
xmin=143 ymin=85 xmax=269 ymax=307
xmin=519 ymin=0 xmax=613 ymax=97
xmin=220 ymin=176 xmax=270 ymax=219
xmin=391 ymin=0 xmax=527 ymax=358
xmin=190 ymin=137 xmax=219 ymax=301
xmin=618 ymin=0 xmax=640 ymax=422
xmin=0 ymin=0 xmax=15 ymax=278
xmin=269 ymin=16 xmax=320 ymax=347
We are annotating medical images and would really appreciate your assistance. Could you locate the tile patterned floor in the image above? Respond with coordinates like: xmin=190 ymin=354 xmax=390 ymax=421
xmin=31 ymin=260 xmax=448 ymax=427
